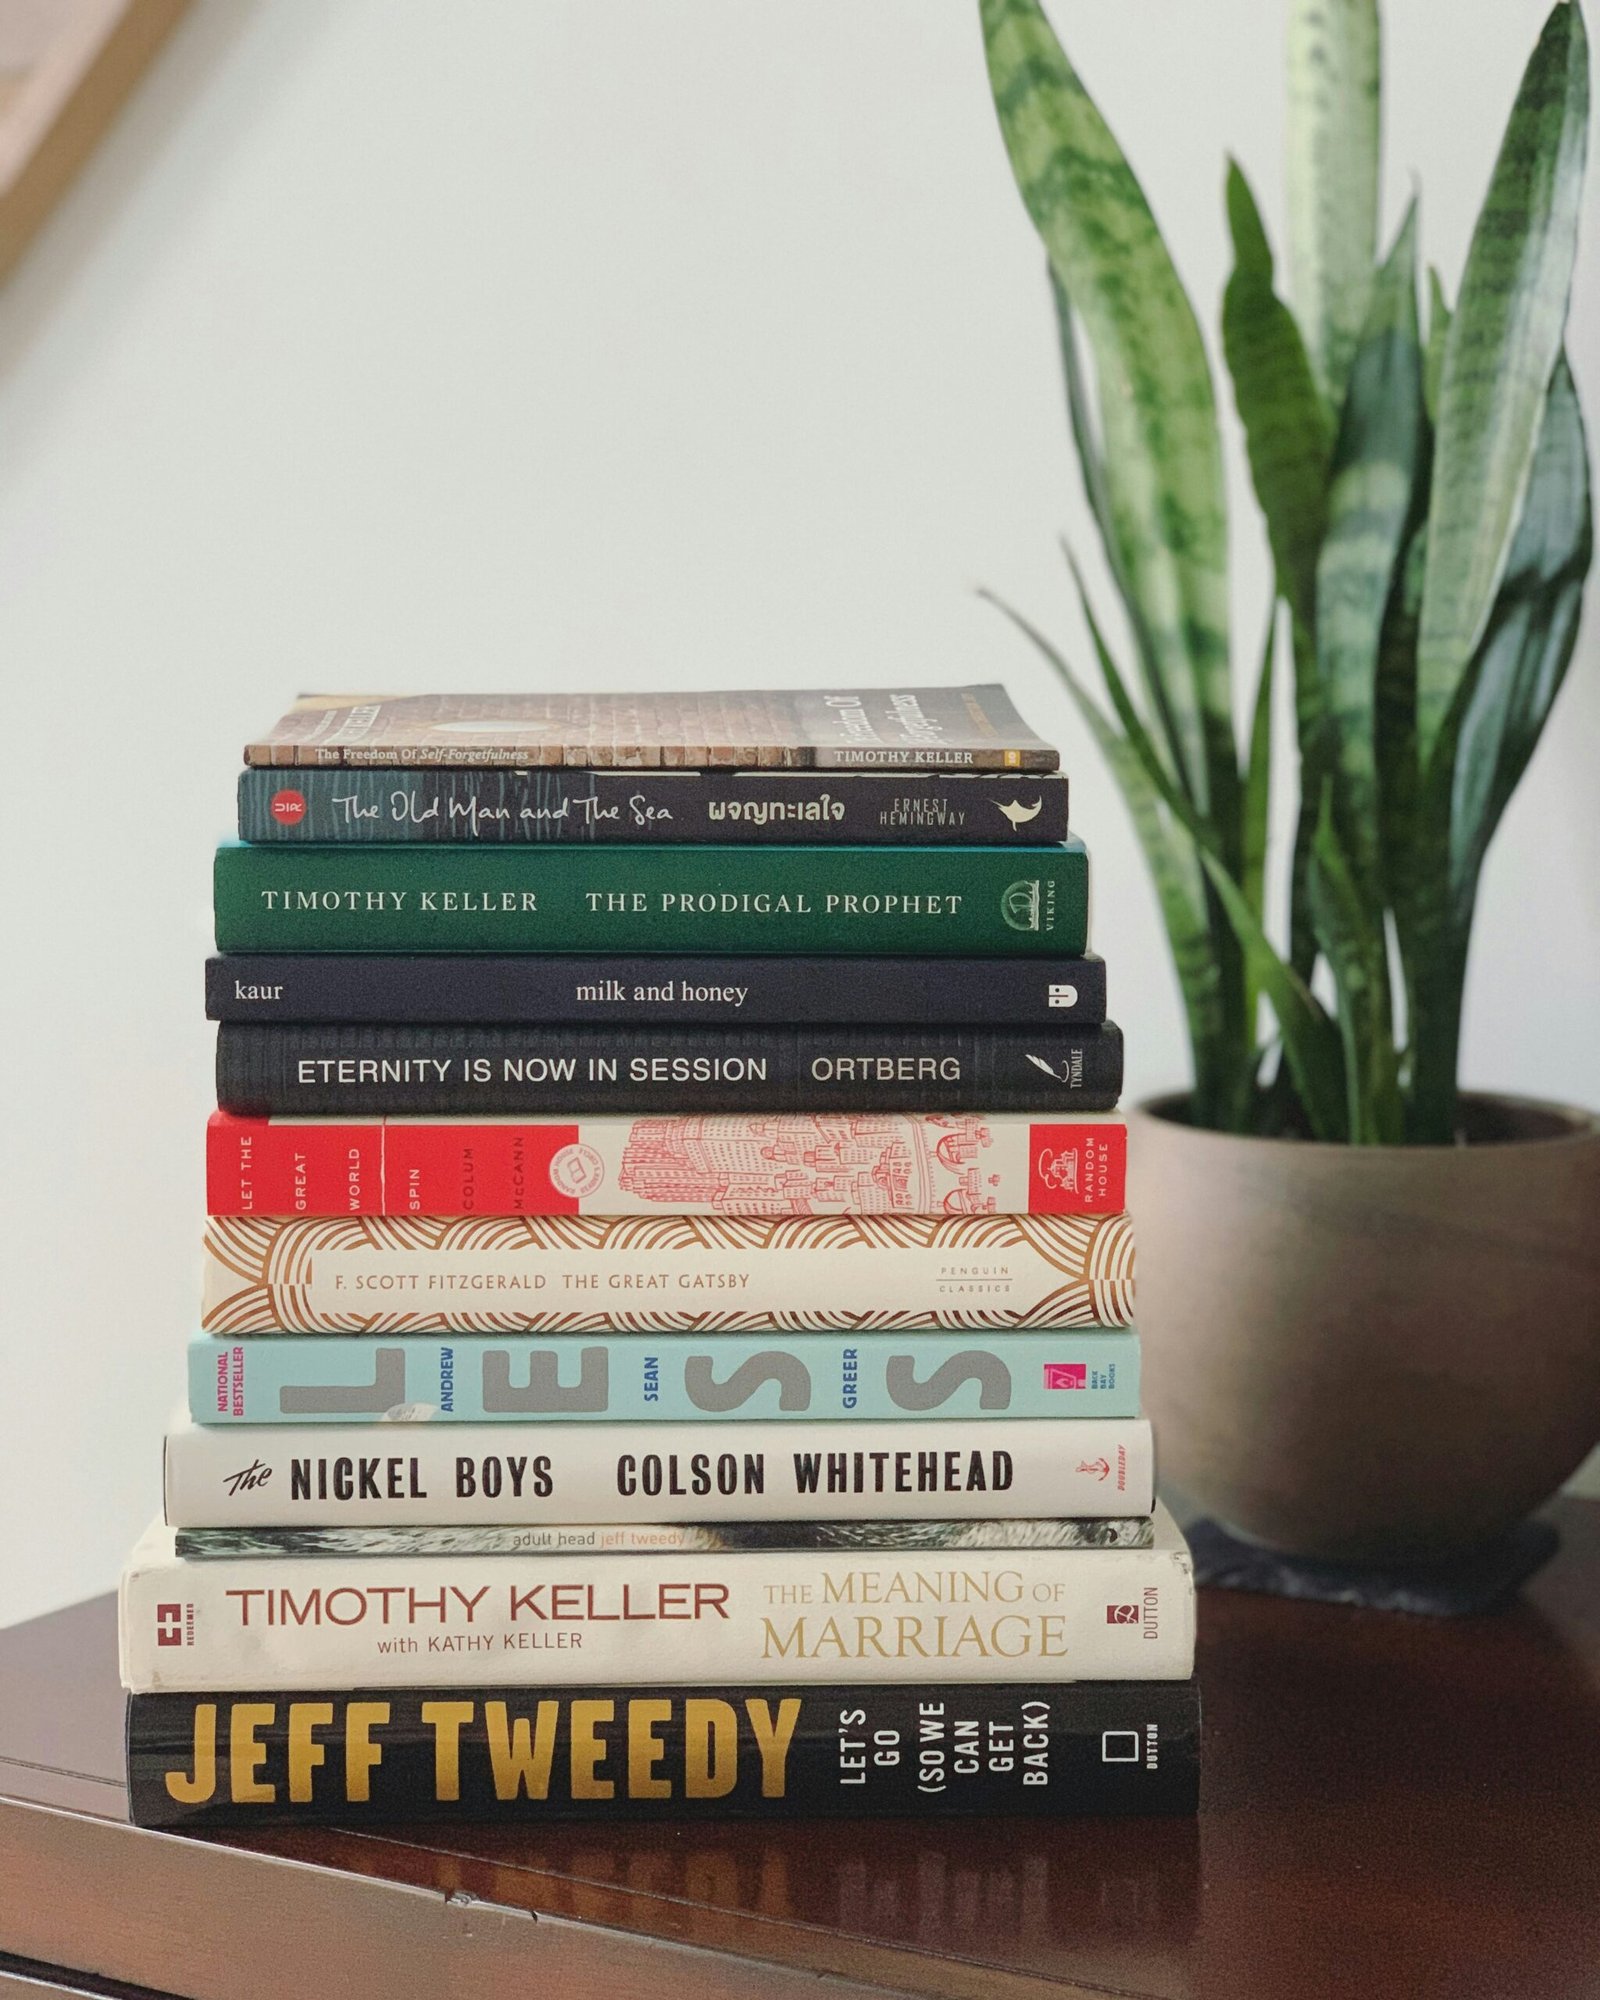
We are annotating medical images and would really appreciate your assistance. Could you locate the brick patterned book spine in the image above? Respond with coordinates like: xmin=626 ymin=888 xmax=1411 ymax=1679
xmin=199 ymin=1210 xmax=1138 ymax=1334
xmin=126 ymin=1679 xmax=1201 ymax=1826
xmin=206 ymin=1110 xmax=1127 ymax=1218
xmin=212 ymin=841 xmax=1090 ymax=956
xmin=238 ymin=768 xmax=1071 ymax=844
xmin=119 ymin=1517 xmax=1195 ymax=1691
xmin=189 ymin=1330 xmax=1141 ymax=1424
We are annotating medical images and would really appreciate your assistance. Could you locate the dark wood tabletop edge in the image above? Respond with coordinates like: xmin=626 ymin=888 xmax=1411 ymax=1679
xmin=0 ymin=1796 xmax=1139 ymax=2000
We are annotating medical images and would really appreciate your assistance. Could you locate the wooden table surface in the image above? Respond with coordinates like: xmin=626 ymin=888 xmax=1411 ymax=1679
xmin=2 ymin=1499 xmax=1598 ymax=2000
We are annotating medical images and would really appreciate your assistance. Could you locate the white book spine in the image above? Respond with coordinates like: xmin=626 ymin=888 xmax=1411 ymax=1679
xmin=119 ymin=1533 xmax=1195 ymax=1692
xmin=163 ymin=1417 xmax=1154 ymax=1527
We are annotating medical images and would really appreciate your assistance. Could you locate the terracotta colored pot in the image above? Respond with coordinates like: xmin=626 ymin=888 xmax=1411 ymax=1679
xmin=1127 ymin=1092 xmax=1600 ymax=1562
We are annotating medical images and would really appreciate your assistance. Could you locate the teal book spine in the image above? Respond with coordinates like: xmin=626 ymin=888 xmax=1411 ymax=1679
xmin=212 ymin=841 xmax=1088 ymax=956
xmin=192 ymin=1330 xmax=1139 ymax=1425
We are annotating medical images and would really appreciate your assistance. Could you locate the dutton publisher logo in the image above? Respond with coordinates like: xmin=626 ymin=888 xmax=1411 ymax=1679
xmin=1044 ymin=1363 xmax=1088 ymax=1391
xmin=1106 ymin=1603 xmax=1141 ymax=1625
xmin=270 ymin=788 xmax=307 ymax=827
xmin=1001 ymin=879 xmax=1042 ymax=931
xmin=155 ymin=1602 xmax=190 ymax=1648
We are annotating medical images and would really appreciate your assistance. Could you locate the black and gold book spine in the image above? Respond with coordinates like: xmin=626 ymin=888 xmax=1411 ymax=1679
xmin=127 ymin=1680 xmax=1200 ymax=1827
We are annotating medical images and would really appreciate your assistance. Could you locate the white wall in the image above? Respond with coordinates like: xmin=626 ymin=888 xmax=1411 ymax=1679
xmin=0 ymin=0 xmax=1595 ymax=1627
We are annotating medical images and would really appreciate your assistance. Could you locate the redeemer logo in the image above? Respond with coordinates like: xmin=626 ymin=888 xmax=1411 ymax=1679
xmin=155 ymin=1603 xmax=188 ymax=1648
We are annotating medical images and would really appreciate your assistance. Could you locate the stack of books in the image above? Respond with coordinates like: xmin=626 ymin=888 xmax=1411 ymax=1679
xmin=119 ymin=687 xmax=1200 ymax=1827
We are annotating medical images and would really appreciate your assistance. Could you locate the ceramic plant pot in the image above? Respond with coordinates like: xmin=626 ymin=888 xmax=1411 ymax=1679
xmin=1127 ymin=1093 xmax=1600 ymax=1562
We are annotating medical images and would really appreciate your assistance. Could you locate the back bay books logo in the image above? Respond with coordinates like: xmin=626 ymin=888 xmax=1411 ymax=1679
xmin=155 ymin=1602 xmax=192 ymax=1648
xmin=270 ymin=789 xmax=307 ymax=827
xmin=1043 ymin=1363 xmax=1088 ymax=1391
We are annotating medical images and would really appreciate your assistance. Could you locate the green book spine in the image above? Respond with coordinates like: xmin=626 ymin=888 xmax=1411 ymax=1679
xmin=213 ymin=841 xmax=1088 ymax=956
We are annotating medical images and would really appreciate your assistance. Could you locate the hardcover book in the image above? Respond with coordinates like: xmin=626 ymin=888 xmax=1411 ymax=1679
xmin=126 ymin=1677 xmax=1201 ymax=1827
xmin=191 ymin=1330 xmax=1140 ymax=1425
xmin=238 ymin=767 xmax=1071 ymax=845
xmin=173 ymin=1518 xmax=1160 ymax=1559
xmin=200 ymin=1210 xmax=1138 ymax=1334
xmin=244 ymin=687 xmax=1059 ymax=771
xmin=162 ymin=1415 xmax=1154 ymax=1528
xmin=213 ymin=1027 xmax=1124 ymax=1119
xmin=205 ymin=952 xmax=1109 ymax=1027
xmin=205 ymin=1111 xmax=1128 ymax=1219
xmin=212 ymin=841 xmax=1090 ymax=957
xmin=119 ymin=1505 xmax=1195 ymax=1690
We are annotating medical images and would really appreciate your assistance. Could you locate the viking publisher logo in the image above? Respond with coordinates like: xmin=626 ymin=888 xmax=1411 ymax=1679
xmin=1106 ymin=1603 xmax=1140 ymax=1625
xmin=1043 ymin=1363 xmax=1088 ymax=1391
xmin=155 ymin=1602 xmax=191 ymax=1648
xmin=270 ymin=788 xmax=307 ymax=826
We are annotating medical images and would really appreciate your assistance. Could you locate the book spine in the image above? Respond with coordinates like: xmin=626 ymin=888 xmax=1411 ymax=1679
xmin=205 ymin=1109 xmax=1127 ymax=1216
xmin=190 ymin=1331 xmax=1141 ymax=1424
xmin=239 ymin=769 xmax=1072 ymax=845
xmin=119 ymin=1539 xmax=1195 ymax=1690
xmin=199 ymin=1210 xmax=1138 ymax=1334
xmin=206 ymin=953 xmax=1109 ymax=1026
xmin=162 ymin=1417 xmax=1154 ymax=1526
xmin=213 ymin=1025 xmax=1125 ymax=1119
xmin=212 ymin=842 xmax=1090 ymax=956
xmin=126 ymin=1679 xmax=1200 ymax=1826
xmin=172 ymin=1518 xmax=1160 ymax=1558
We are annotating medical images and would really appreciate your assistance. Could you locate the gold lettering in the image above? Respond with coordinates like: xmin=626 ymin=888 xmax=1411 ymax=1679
xmin=229 ymin=1702 xmax=275 ymax=1805
xmin=345 ymin=1701 xmax=390 ymax=1802
xmin=287 ymin=1702 xmax=334 ymax=1803
xmin=165 ymin=1702 xmax=217 ymax=1806
xmin=421 ymin=1700 xmax=475 ymax=1802
xmin=485 ymin=1701 xmax=558 ymax=1801
xmin=626 ymin=1700 xmax=673 ymax=1800
xmin=683 ymin=1699 xmax=738 ymax=1799
xmin=569 ymin=1699 xmax=614 ymax=1799
xmin=745 ymin=1699 xmax=801 ymax=1799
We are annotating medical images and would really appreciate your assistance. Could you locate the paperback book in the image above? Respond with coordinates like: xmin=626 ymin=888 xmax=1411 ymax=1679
xmin=239 ymin=767 xmax=1072 ymax=845
xmin=213 ymin=1026 xmax=1125 ymax=1119
xmin=126 ymin=1678 xmax=1201 ymax=1827
xmin=173 ymin=1518 xmax=1160 ymax=1559
xmin=206 ymin=1110 xmax=1128 ymax=1219
xmin=243 ymin=687 xmax=1059 ymax=771
xmin=120 ymin=1505 xmax=1195 ymax=1690
xmin=205 ymin=952 xmax=1109 ymax=1027
xmin=161 ymin=1415 xmax=1155 ymax=1526
xmin=200 ymin=1210 xmax=1138 ymax=1334
xmin=193 ymin=1329 xmax=1140 ymax=1424
xmin=212 ymin=841 xmax=1090 ymax=956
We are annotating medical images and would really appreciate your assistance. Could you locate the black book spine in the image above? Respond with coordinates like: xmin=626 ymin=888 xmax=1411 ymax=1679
xmin=238 ymin=768 xmax=1071 ymax=845
xmin=215 ymin=1022 xmax=1125 ymax=1115
xmin=126 ymin=1680 xmax=1199 ymax=1827
xmin=206 ymin=953 xmax=1108 ymax=1026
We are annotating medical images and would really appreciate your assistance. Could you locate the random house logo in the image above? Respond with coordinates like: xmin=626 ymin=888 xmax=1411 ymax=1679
xmin=270 ymin=789 xmax=308 ymax=827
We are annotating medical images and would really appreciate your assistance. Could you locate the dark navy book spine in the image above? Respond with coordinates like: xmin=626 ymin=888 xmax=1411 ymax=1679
xmin=215 ymin=1022 xmax=1124 ymax=1116
xmin=206 ymin=954 xmax=1108 ymax=1026
xmin=238 ymin=767 xmax=1071 ymax=845
xmin=127 ymin=1679 xmax=1199 ymax=1826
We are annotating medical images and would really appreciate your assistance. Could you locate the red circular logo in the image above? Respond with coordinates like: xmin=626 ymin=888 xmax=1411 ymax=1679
xmin=270 ymin=789 xmax=307 ymax=826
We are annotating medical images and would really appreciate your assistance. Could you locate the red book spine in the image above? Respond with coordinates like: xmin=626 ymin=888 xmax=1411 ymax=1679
xmin=206 ymin=1112 xmax=1126 ymax=1218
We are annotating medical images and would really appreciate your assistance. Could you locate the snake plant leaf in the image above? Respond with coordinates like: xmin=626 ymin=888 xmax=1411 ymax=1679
xmin=1051 ymin=272 xmax=1188 ymax=791
xmin=1449 ymin=353 xmax=1591 ymax=918
xmin=1222 ymin=161 xmax=1334 ymax=638
xmin=1307 ymin=788 xmax=1403 ymax=1143
xmin=1424 ymin=268 xmax=1452 ymax=425
xmin=1195 ymin=843 xmax=1348 ymax=1142
xmin=1374 ymin=524 xmax=1426 ymax=950
xmin=982 ymin=589 xmax=1230 ymax=1112
xmin=1240 ymin=608 xmax=1279 ymax=1059
xmin=1314 ymin=202 xmax=1424 ymax=909
xmin=981 ymin=0 xmax=1236 ymax=839
xmin=1287 ymin=0 xmax=1381 ymax=411
xmin=1416 ymin=0 xmax=1589 ymax=769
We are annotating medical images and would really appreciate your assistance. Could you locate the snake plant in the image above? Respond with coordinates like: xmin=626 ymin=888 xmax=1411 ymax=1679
xmin=980 ymin=0 xmax=1591 ymax=1142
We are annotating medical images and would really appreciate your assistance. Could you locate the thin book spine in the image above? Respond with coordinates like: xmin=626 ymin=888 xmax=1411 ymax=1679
xmin=126 ymin=1679 xmax=1200 ymax=1826
xmin=161 ymin=1416 xmax=1155 ymax=1526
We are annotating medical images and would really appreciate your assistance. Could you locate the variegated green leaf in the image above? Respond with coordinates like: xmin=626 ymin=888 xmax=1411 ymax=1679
xmin=1222 ymin=161 xmax=1334 ymax=637
xmin=981 ymin=0 xmax=1236 ymax=839
xmin=1314 ymin=203 xmax=1424 ymax=907
xmin=1308 ymin=788 xmax=1403 ymax=1143
xmin=1424 ymin=268 xmax=1452 ymax=425
xmin=1240 ymin=608 xmax=1278 ymax=1057
xmin=1287 ymin=0 xmax=1381 ymax=410
xmin=1416 ymin=0 xmax=1589 ymax=767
